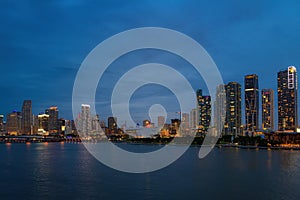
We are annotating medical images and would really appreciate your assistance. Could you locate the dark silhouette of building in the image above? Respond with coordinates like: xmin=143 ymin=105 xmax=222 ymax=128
xmin=262 ymin=89 xmax=274 ymax=131
xmin=244 ymin=74 xmax=259 ymax=132
xmin=278 ymin=66 xmax=298 ymax=131
xmin=21 ymin=100 xmax=32 ymax=135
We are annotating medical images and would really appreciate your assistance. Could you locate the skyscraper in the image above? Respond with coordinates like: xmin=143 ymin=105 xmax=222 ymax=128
xmin=225 ymin=82 xmax=242 ymax=136
xmin=45 ymin=106 xmax=59 ymax=133
xmin=81 ymin=104 xmax=91 ymax=136
xmin=190 ymin=108 xmax=198 ymax=134
xmin=196 ymin=89 xmax=211 ymax=134
xmin=244 ymin=74 xmax=259 ymax=132
xmin=277 ymin=66 xmax=298 ymax=131
xmin=261 ymin=89 xmax=274 ymax=131
xmin=6 ymin=111 xmax=22 ymax=135
xmin=181 ymin=113 xmax=190 ymax=135
xmin=214 ymin=84 xmax=226 ymax=136
xmin=0 ymin=115 xmax=4 ymax=132
xmin=21 ymin=100 xmax=32 ymax=135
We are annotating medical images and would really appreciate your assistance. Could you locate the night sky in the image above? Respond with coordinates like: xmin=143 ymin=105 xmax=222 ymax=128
xmin=1 ymin=0 xmax=300 ymax=127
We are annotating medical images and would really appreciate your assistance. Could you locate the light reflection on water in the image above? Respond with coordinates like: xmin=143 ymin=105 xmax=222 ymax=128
xmin=0 ymin=143 xmax=299 ymax=200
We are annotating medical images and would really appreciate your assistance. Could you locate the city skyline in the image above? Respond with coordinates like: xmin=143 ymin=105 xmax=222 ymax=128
xmin=1 ymin=1 xmax=300 ymax=124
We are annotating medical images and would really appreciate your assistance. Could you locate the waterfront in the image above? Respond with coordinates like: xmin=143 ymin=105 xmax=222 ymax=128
xmin=0 ymin=143 xmax=300 ymax=200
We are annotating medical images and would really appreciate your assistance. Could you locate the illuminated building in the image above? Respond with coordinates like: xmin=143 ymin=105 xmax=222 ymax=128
xmin=278 ymin=66 xmax=298 ymax=131
xmin=261 ymin=89 xmax=274 ymax=131
xmin=225 ymin=82 xmax=242 ymax=136
xmin=6 ymin=111 xmax=22 ymax=135
xmin=81 ymin=104 xmax=91 ymax=136
xmin=214 ymin=84 xmax=226 ymax=136
xmin=244 ymin=74 xmax=259 ymax=132
xmin=45 ymin=106 xmax=59 ymax=133
xmin=108 ymin=117 xmax=117 ymax=133
xmin=0 ymin=115 xmax=4 ymax=132
xmin=21 ymin=100 xmax=32 ymax=135
xmin=196 ymin=89 xmax=211 ymax=134
xmin=38 ymin=114 xmax=49 ymax=132
xmin=143 ymin=120 xmax=151 ymax=128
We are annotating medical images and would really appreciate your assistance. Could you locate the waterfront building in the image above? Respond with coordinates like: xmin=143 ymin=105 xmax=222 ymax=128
xmin=225 ymin=82 xmax=242 ymax=136
xmin=214 ymin=85 xmax=226 ymax=136
xmin=196 ymin=89 xmax=211 ymax=134
xmin=21 ymin=100 xmax=32 ymax=135
xmin=261 ymin=89 xmax=274 ymax=131
xmin=277 ymin=66 xmax=298 ymax=131
xmin=6 ymin=111 xmax=22 ymax=135
xmin=190 ymin=108 xmax=198 ymax=134
xmin=108 ymin=117 xmax=117 ymax=133
xmin=81 ymin=104 xmax=91 ymax=136
xmin=45 ymin=106 xmax=59 ymax=133
xmin=244 ymin=74 xmax=259 ymax=132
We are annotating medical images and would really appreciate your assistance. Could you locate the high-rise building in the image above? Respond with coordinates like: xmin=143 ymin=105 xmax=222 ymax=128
xmin=196 ymin=89 xmax=211 ymax=134
xmin=278 ymin=66 xmax=298 ymax=131
xmin=108 ymin=117 xmax=117 ymax=133
xmin=190 ymin=108 xmax=198 ymax=134
xmin=38 ymin=114 xmax=49 ymax=131
xmin=181 ymin=113 xmax=190 ymax=135
xmin=81 ymin=104 xmax=91 ymax=136
xmin=244 ymin=74 xmax=259 ymax=132
xmin=261 ymin=89 xmax=274 ymax=131
xmin=225 ymin=82 xmax=242 ymax=136
xmin=45 ymin=106 xmax=59 ymax=133
xmin=157 ymin=116 xmax=165 ymax=128
xmin=6 ymin=111 xmax=22 ymax=135
xmin=214 ymin=85 xmax=226 ymax=136
xmin=21 ymin=100 xmax=32 ymax=135
xmin=0 ymin=115 xmax=4 ymax=132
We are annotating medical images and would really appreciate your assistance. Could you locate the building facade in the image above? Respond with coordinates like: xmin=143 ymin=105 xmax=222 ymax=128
xmin=225 ymin=82 xmax=242 ymax=136
xmin=21 ymin=100 xmax=32 ymax=135
xmin=244 ymin=74 xmax=259 ymax=132
xmin=277 ymin=66 xmax=298 ymax=131
xmin=196 ymin=89 xmax=211 ymax=134
xmin=261 ymin=89 xmax=274 ymax=131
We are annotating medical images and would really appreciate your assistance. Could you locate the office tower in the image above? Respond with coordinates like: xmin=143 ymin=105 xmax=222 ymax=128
xmin=244 ymin=74 xmax=259 ymax=132
xmin=225 ymin=82 xmax=242 ymax=136
xmin=45 ymin=106 xmax=59 ymax=133
xmin=21 ymin=100 xmax=32 ymax=135
xmin=190 ymin=108 xmax=198 ymax=133
xmin=261 ymin=89 xmax=274 ymax=131
xmin=108 ymin=117 xmax=117 ymax=133
xmin=196 ymin=89 xmax=211 ymax=134
xmin=157 ymin=116 xmax=165 ymax=128
xmin=181 ymin=113 xmax=190 ymax=135
xmin=38 ymin=114 xmax=49 ymax=131
xmin=278 ymin=66 xmax=298 ymax=131
xmin=214 ymin=84 xmax=226 ymax=136
xmin=6 ymin=111 xmax=22 ymax=135
xmin=0 ymin=115 xmax=4 ymax=132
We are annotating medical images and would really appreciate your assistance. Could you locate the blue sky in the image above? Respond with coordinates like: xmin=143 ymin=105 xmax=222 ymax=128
xmin=1 ymin=0 xmax=300 ymax=126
